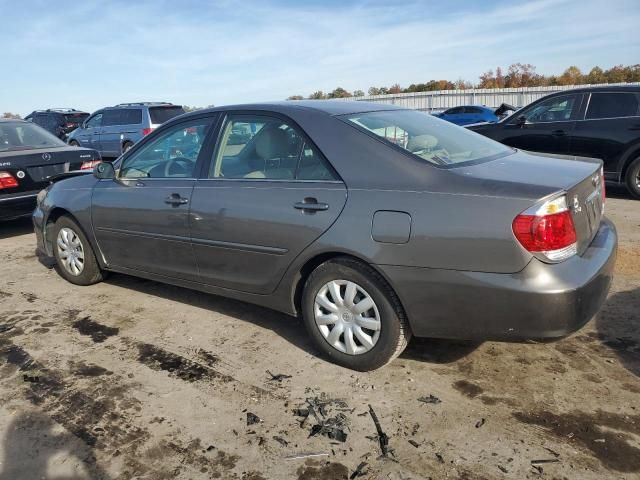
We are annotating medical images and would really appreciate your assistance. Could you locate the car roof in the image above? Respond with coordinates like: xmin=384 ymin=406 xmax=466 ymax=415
xmin=0 ymin=118 xmax=26 ymax=123
xmin=545 ymin=85 xmax=640 ymax=96
xmin=197 ymin=100 xmax=405 ymax=116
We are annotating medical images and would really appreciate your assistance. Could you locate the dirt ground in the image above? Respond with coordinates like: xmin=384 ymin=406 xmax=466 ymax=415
xmin=0 ymin=187 xmax=638 ymax=480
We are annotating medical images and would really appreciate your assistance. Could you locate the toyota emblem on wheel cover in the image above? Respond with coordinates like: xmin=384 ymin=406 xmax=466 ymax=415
xmin=42 ymin=152 xmax=51 ymax=161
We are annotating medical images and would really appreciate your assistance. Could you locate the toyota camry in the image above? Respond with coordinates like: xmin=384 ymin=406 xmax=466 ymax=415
xmin=33 ymin=101 xmax=617 ymax=371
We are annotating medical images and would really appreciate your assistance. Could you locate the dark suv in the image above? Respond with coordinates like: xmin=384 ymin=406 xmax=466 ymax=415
xmin=25 ymin=109 xmax=89 ymax=140
xmin=67 ymin=102 xmax=185 ymax=158
xmin=468 ymin=86 xmax=640 ymax=198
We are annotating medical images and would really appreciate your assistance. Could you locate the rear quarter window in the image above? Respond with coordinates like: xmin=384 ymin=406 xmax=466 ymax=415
xmin=586 ymin=92 xmax=640 ymax=119
xmin=149 ymin=106 xmax=186 ymax=124
xmin=103 ymin=109 xmax=143 ymax=126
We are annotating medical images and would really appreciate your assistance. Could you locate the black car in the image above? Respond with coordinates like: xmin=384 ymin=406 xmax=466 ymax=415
xmin=0 ymin=119 xmax=101 ymax=221
xmin=25 ymin=108 xmax=90 ymax=140
xmin=468 ymin=86 xmax=640 ymax=198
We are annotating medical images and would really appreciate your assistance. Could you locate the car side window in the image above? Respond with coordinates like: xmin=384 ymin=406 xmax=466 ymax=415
xmin=518 ymin=95 xmax=579 ymax=123
xmin=120 ymin=121 xmax=210 ymax=179
xmin=465 ymin=107 xmax=482 ymax=114
xmin=86 ymin=114 xmax=103 ymax=128
xmin=445 ymin=107 xmax=463 ymax=115
xmin=103 ymin=109 xmax=143 ymax=126
xmin=210 ymin=115 xmax=334 ymax=181
xmin=586 ymin=92 xmax=640 ymax=120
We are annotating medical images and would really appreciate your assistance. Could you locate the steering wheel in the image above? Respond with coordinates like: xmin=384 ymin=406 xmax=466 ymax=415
xmin=164 ymin=157 xmax=194 ymax=177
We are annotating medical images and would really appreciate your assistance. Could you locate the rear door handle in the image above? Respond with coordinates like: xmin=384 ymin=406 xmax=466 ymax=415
xmin=551 ymin=129 xmax=567 ymax=137
xmin=294 ymin=198 xmax=329 ymax=212
xmin=165 ymin=193 xmax=189 ymax=206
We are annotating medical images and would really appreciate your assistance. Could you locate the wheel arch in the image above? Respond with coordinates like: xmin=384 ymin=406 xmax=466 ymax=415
xmin=290 ymin=251 xmax=409 ymax=327
xmin=620 ymin=144 xmax=640 ymax=183
xmin=44 ymin=208 xmax=92 ymax=258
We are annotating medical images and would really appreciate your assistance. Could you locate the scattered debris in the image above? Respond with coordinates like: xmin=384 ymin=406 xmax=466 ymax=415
xmin=285 ymin=452 xmax=329 ymax=460
xmin=266 ymin=370 xmax=292 ymax=382
xmin=594 ymin=438 xmax=606 ymax=443
xmin=417 ymin=394 xmax=441 ymax=405
xmin=309 ymin=414 xmax=348 ymax=442
xmin=295 ymin=393 xmax=350 ymax=443
xmin=22 ymin=373 xmax=40 ymax=383
xmin=498 ymin=465 xmax=509 ymax=473
xmin=0 ymin=324 xmax=14 ymax=334
xmin=408 ymin=439 xmax=421 ymax=448
xmin=246 ymin=412 xmax=261 ymax=426
xmin=531 ymin=459 xmax=560 ymax=465
xmin=531 ymin=465 xmax=544 ymax=475
xmin=544 ymin=447 xmax=560 ymax=458
xmin=475 ymin=418 xmax=486 ymax=428
xmin=273 ymin=436 xmax=289 ymax=447
xmin=368 ymin=404 xmax=389 ymax=457
xmin=350 ymin=461 xmax=368 ymax=479
xmin=435 ymin=453 xmax=444 ymax=464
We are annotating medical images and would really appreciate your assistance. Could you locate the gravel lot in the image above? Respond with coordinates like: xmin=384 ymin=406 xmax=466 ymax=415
xmin=0 ymin=187 xmax=638 ymax=480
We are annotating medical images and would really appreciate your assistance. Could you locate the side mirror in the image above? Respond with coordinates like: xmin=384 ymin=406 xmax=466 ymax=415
xmin=94 ymin=162 xmax=115 ymax=180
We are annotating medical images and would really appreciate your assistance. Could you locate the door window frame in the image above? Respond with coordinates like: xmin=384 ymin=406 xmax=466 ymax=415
xmin=85 ymin=112 xmax=104 ymax=129
xmin=116 ymin=115 xmax=217 ymax=181
xmin=507 ymin=93 xmax=584 ymax=125
xmin=201 ymin=110 xmax=343 ymax=184
xmin=581 ymin=91 xmax=640 ymax=121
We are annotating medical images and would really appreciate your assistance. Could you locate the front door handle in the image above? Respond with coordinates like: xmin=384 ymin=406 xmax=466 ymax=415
xmin=294 ymin=198 xmax=329 ymax=212
xmin=165 ymin=193 xmax=189 ymax=206
xmin=551 ymin=129 xmax=567 ymax=137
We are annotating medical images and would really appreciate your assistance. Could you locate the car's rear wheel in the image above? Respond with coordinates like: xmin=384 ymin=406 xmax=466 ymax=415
xmin=301 ymin=258 xmax=411 ymax=371
xmin=52 ymin=215 xmax=104 ymax=286
xmin=69 ymin=140 xmax=80 ymax=147
xmin=625 ymin=157 xmax=640 ymax=199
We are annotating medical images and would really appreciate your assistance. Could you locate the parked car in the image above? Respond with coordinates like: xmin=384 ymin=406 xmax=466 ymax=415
xmin=0 ymin=119 xmax=100 ymax=221
xmin=24 ymin=109 xmax=89 ymax=140
xmin=67 ymin=102 xmax=186 ymax=158
xmin=468 ymin=86 xmax=640 ymax=198
xmin=33 ymin=101 xmax=616 ymax=371
xmin=434 ymin=104 xmax=515 ymax=126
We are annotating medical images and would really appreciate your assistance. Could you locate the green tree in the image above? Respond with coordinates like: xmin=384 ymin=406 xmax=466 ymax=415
xmin=557 ymin=66 xmax=584 ymax=86
xmin=327 ymin=87 xmax=352 ymax=98
xmin=2 ymin=112 xmax=21 ymax=119
xmin=287 ymin=95 xmax=304 ymax=100
xmin=308 ymin=91 xmax=326 ymax=100
xmin=353 ymin=90 xmax=365 ymax=97
xmin=368 ymin=87 xmax=381 ymax=96
xmin=586 ymin=66 xmax=606 ymax=84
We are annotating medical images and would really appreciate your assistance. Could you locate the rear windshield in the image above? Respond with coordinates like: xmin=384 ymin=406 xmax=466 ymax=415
xmin=63 ymin=113 xmax=89 ymax=125
xmin=149 ymin=106 xmax=185 ymax=125
xmin=344 ymin=109 xmax=512 ymax=166
xmin=0 ymin=122 xmax=66 ymax=151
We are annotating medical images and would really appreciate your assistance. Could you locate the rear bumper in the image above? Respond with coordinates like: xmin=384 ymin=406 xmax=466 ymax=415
xmin=378 ymin=218 xmax=617 ymax=340
xmin=0 ymin=191 xmax=38 ymax=220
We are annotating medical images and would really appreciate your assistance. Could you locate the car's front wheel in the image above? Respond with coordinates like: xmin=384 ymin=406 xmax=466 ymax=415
xmin=625 ymin=157 xmax=640 ymax=199
xmin=52 ymin=215 xmax=104 ymax=286
xmin=301 ymin=258 xmax=411 ymax=371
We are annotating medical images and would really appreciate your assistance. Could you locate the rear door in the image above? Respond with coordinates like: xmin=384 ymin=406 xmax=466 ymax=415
xmin=568 ymin=91 xmax=640 ymax=178
xmin=189 ymin=112 xmax=347 ymax=294
xmin=497 ymin=93 xmax=583 ymax=154
xmin=101 ymin=108 xmax=143 ymax=157
xmin=92 ymin=116 xmax=214 ymax=280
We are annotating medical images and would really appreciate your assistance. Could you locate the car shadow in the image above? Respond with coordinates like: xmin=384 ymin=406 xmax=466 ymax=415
xmin=104 ymin=273 xmax=481 ymax=365
xmin=0 ymin=217 xmax=33 ymax=240
xmin=596 ymin=286 xmax=640 ymax=378
xmin=606 ymin=184 xmax=635 ymax=200
xmin=0 ymin=411 xmax=109 ymax=480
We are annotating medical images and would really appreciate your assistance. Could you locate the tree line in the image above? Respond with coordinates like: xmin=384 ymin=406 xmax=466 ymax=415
xmin=287 ymin=63 xmax=640 ymax=100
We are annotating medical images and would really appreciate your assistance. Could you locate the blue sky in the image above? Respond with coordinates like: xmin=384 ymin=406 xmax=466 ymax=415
xmin=1 ymin=0 xmax=639 ymax=115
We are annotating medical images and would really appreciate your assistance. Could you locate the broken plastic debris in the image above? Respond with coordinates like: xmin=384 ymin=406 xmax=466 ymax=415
xmin=417 ymin=394 xmax=441 ymax=405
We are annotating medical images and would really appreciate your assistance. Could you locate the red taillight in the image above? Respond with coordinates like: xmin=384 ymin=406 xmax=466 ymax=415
xmin=513 ymin=195 xmax=577 ymax=262
xmin=142 ymin=127 xmax=154 ymax=136
xmin=0 ymin=172 xmax=18 ymax=189
xmin=80 ymin=160 xmax=102 ymax=170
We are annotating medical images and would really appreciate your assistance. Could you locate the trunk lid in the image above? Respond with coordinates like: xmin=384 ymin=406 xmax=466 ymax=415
xmin=453 ymin=150 xmax=603 ymax=255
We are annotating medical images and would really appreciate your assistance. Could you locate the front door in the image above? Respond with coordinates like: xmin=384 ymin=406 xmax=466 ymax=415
xmin=190 ymin=113 xmax=347 ymax=294
xmin=92 ymin=117 xmax=213 ymax=281
xmin=76 ymin=112 xmax=103 ymax=151
xmin=499 ymin=93 xmax=583 ymax=155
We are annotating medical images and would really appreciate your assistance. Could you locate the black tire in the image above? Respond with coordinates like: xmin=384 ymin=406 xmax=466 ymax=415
xmin=122 ymin=141 xmax=134 ymax=154
xmin=52 ymin=215 xmax=104 ymax=286
xmin=301 ymin=257 xmax=411 ymax=371
xmin=624 ymin=157 xmax=640 ymax=199
xmin=69 ymin=140 xmax=80 ymax=147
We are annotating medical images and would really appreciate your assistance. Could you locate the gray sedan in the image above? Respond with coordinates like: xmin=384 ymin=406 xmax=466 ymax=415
xmin=33 ymin=101 xmax=617 ymax=371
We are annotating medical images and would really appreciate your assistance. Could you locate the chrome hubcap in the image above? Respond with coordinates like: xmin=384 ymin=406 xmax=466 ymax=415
xmin=314 ymin=280 xmax=381 ymax=355
xmin=56 ymin=227 xmax=85 ymax=276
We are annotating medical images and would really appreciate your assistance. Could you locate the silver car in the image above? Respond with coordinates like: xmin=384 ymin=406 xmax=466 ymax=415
xmin=33 ymin=101 xmax=617 ymax=371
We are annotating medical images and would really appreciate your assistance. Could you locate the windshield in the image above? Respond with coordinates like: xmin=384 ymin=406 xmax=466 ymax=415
xmin=0 ymin=122 xmax=66 ymax=152
xmin=344 ymin=110 xmax=512 ymax=166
